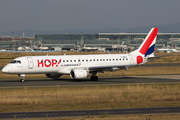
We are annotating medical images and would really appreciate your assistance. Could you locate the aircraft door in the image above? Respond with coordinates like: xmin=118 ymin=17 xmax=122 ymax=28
xmin=129 ymin=55 xmax=134 ymax=65
xmin=27 ymin=57 xmax=34 ymax=69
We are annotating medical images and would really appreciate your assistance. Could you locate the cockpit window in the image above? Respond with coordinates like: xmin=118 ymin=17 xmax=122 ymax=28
xmin=10 ymin=60 xmax=21 ymax=64
xmin=17 ymin=61 xmax=21 ymax=63
xmin=10 ymin=60 xmax=16 ymax=63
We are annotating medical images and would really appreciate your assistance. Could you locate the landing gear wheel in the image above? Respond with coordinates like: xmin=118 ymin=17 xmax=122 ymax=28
xmin=90 ymin=76 xmax=98 ymax=81
xmin=19 ymin=74 xmax=25 ymax=83
xmin=20 ymin=79 xmax=24 ymax=83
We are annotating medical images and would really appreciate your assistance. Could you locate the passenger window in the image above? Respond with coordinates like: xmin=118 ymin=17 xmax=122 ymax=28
xmin=74 ymin=60 xmax=76 ymax=62
xmin=103 ymin=59 xmax=105 ymax=61
xmin=106 ymin=59 xmax=108 ymax=61
xmin=109 ymin=59 xmax=111 ymax=61
xmin=86 ymin=59 xmax=88 ymax=62
xmin=63 ymin=60 xmax=65 ymax=62
xmin=82 ymin=60 xmax=84 ymax=62
xmin=93 ymin=59 xmax=95 ymax=61
xmin=90 ymin=59 xmax=92 ymax=61
xmin=70 ymin=60 xmax=72 ymax=62
xmin=97 ymin=59 xmax=99 ymax=61
xmin=67 ymin=60 xmax=69 ymax=62
xmin=100 ymin=59 xmax=102 ymax=61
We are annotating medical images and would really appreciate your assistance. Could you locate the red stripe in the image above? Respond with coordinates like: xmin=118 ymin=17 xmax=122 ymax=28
xmin=139 ymin=28 xmax=158 ymax=54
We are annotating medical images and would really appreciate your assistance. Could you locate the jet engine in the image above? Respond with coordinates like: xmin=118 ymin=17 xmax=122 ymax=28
xmin=70 ymin=69 xmax=89 ymax=79
xmin=45 ymin=73 xmax=62 ymax=78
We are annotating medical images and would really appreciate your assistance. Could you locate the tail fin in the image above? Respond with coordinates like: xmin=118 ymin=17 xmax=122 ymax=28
xmin=130 ymin=28 xmax=158 ymax=64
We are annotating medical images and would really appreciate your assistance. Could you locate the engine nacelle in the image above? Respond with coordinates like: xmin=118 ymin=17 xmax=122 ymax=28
xmin=45 ymin=73 xmax=62 ymax=78
xmin=70 ymin=69 xmax=89 ymax=79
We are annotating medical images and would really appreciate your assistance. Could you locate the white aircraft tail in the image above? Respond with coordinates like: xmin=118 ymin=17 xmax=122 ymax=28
xmin=130 ymin=28 xmax=158 ymax=64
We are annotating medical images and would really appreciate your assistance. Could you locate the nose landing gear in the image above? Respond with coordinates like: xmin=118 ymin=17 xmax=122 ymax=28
xmin=18 ymin=74 xmax=25 ymax=83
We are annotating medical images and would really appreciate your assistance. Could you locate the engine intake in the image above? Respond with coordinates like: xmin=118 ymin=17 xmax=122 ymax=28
xmin=70 ymin=69 xmax=89 ymax=79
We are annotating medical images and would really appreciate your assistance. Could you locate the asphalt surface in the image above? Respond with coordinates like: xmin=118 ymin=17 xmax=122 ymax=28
xmin=0 ymin=106 xmax=180 ymax=119
xmin=0 ymin=76 xmax=180 ymax=88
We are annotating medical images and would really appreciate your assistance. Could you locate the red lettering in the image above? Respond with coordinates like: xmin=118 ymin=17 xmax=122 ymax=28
xmin=37 ymin=60 xmax=43 ymax=67
xmin=58 ymin=59 xmax=61 ymax=64
xmin=56 ymin=59 xmax=61 ymax=67
xmin=51 ymin=59 xmax=57 ymax=67
xmin=44 ymin=59 xmax=51 ymax=67
xmin=37 ymin=59 xmax=61 ymax=67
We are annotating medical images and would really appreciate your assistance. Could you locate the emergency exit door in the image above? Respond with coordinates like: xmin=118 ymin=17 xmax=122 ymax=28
xmin=27 ymin=57 xmax=34 ymax=69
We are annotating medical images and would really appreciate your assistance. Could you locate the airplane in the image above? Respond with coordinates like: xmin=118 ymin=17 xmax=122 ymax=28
xmin=112 ymin=41 xmax=128 ymax=49
xmin=155 ymin=46 xmax=178 ymax=53
xmin=2 ymin=28 xmax=158 ymax=82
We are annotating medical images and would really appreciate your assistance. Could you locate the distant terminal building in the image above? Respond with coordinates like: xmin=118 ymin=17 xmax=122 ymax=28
xmin=35 ymin=33 xmax=180 ymax=49
xmin=1 ymin=32 xmax=180 ymax=50
xmin=0 ymin=36 xmax=34 ymax=50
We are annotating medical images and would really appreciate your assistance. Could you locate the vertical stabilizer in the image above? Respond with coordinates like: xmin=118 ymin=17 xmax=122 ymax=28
xmin=130 ymin=28 xmax=158 ymax=64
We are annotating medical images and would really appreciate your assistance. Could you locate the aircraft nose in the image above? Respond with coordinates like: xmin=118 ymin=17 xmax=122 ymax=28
xmin=2 ymin=65 xmax=10 ymax=73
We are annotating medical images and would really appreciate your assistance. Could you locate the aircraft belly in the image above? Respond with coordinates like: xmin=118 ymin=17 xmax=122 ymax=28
xmin=57 ymin=67 xmax=71 ymax=74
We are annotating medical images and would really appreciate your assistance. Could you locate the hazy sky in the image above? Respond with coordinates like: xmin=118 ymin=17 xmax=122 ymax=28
xmin=0 ymin=0 xmax=180 ymax=32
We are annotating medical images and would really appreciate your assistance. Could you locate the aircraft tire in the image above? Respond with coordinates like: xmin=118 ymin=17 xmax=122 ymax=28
xmin=90 ymin=76 xmax=98 ymax=81
xmin=20 ymin=79 xmax=24 ymax=83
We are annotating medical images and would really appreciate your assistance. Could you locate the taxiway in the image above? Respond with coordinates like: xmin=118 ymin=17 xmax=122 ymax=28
xmin=0 ymin=75 xmax=180 ymax=88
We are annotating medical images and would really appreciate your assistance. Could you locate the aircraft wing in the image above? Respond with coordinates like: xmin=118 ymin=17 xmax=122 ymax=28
xmin=87 ymin=65 xmax=129 ymax=73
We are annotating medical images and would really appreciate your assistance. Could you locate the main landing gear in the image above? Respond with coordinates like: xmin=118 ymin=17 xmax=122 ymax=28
xmin=90 ymin=76 xmax=98 ymax=81
xmin=90 ymin=72 xmax=98 ymax=81
xmin=19 ymin=74 xmax=25 ymax=83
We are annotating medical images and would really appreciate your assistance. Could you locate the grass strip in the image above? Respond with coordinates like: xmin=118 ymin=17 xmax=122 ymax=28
xmin=0 ymin=84 xmax=180 ymax=112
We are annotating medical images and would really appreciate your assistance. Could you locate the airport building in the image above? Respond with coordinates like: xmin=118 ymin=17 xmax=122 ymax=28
xmin=1 ymin=32 xmax=180 ymax=51
xmin=0 ymin=37 xmax=35 ymax=50
xmin=34 ymin=33 xmax=180 ymax=50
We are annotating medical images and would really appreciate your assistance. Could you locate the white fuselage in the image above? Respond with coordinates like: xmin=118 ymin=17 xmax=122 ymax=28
xmin=2 ymin=54 xmax=135 ymax=75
